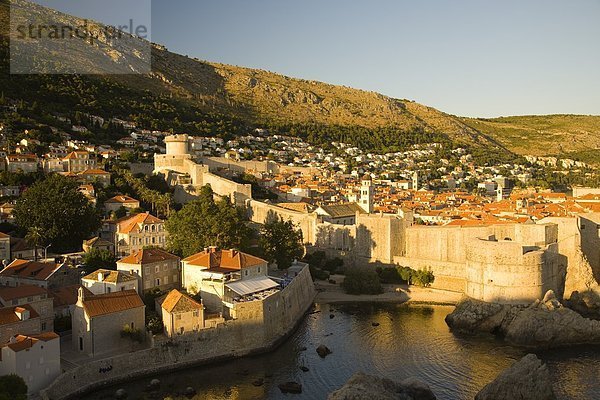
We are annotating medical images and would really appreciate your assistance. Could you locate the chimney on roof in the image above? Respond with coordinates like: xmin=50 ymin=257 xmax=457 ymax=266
xmin=14 ymin=308 xmax=29 ymax=321
xmin=9 ymin=336 xmax=17 ymax=344
xmin=78 ymin=286 xmax=86 ymax=302
xmin=230 ymin=249 xmax=237 ymax=257
xmin=208 ymin=246 xmax=218 ymax=253
xmin=97 ymin=272 xmax=104 ymax=282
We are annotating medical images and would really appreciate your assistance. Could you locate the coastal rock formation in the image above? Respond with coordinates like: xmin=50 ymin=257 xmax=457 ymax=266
xmin=475 ymin=354 xmax=556 ymax=400
xmin=446 ymin=292 xmax=600 ymax=348
xmin=566 ymin=290 xmax=600 ymax=320
xmin=327 ymin=372 xmax=436 ymax=400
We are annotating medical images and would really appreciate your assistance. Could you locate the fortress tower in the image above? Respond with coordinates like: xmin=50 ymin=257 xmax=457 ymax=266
xmin=359 ymin=174 xmax=374 ymax=213
xmin=164 ymin=134 xmax=191 ymax=156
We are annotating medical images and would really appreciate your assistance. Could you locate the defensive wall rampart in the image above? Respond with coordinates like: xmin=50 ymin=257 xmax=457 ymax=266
xmin=394 ymin=223 xmax=561 ymax=296
xmin=199 ymin=157 xmax=278 ymax=174
xmin=247 ymin=199 xmax=319 ymax=245
xmin=464 ymin=238 xmax=565 ymax=303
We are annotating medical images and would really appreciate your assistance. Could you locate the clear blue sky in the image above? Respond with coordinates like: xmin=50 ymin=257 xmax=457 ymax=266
xmin=32 ymin=0 xmax=600 ymax=117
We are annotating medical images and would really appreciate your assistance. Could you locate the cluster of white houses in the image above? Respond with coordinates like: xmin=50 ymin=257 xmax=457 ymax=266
xmin=0 ymin=208 xmax=292 ymax=394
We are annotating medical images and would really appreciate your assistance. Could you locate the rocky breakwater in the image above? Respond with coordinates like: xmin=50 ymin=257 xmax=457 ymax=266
xmin=475 ymin=354 xmax=556 ymax=400
xmin=328 ymin=354 xmax=555 ymax=400
xmin=328 ymin=372 xmax=436 ymax=400
xmin=565 ymin=289 xmax=600 ymax=320
xmin=445 ymin=291 xmax=600 ymax=348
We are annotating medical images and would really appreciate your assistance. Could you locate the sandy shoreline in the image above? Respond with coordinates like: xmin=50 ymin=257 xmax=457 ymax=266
xmin=314 ymin=277 xmax=462 ymax=306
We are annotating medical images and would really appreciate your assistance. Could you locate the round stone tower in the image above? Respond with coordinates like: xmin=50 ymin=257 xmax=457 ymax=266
xmin=164 ymin=134 xmax=190 ymax=156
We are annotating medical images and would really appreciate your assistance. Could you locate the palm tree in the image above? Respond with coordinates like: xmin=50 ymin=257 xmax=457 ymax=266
xmin=25 ymin=226 xmax=44 ymax=261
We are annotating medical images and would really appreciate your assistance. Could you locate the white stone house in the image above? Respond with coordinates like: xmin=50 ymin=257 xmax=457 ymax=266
xmin=0 ymin=332 xmax=60 ymax=394
xmin=104 ymin=195 xmax=140 ymax=215
xmin=181 ymin=247 xmax=269 ymax=312
xmin=72 ymin=288 xmax=145 ymax=357
xmin=114 ymin=212 xmax=167 ymax=257
xmin=81 ymin=269 xmax=139 ymax=295
xmin=117 ymin=248 xmax=180 ymax=293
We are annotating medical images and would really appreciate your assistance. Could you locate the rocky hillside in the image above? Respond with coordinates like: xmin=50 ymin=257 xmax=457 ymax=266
xmin=1 ymin=0 xmax=598 ymax=161
xmin=461 ymin=115 xmax=600 ymax=162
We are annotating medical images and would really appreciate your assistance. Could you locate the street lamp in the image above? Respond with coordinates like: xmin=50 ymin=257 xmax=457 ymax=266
xmin=43 ymin=244 xmax=52 ymax=261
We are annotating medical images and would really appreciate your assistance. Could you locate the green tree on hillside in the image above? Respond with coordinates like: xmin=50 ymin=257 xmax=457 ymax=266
xmin=13 ymin=174 xmax=101 ymax=252
xmin=165 ymin=185 xmax=251 ymax=257
xmin=259 ymin=212 xmax=304 ymax=270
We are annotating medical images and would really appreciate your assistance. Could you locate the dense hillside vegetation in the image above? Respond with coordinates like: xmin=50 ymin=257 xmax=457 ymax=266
xmin=1 ymin=0 xmax=598 ymax=163
xmin=461 ymin=115 xmax=600 ymax=163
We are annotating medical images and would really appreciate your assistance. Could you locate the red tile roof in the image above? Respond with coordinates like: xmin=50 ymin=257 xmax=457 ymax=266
xmin=78 ymin=168 xmax=109 ymax=176
xmin=49 ymin=285 xmax=92 ymax=308
xmin=118 ymin=248 xmax=179 ymax=265
xmin=183 ymin=248 xmax=266 ymax=272
xmin=0 ymin=304 xmax=39 ymax=326
xmin=0 ymin=260 xmax=61 ymax=281
xmin=63 ymin=150 xmax=89 ymax=160
xmin=117 ymin=212 xmax=164 ymax=234
xmin=0 ymin=285 xmax=47 ymax=302
xmin=105 ymin=195 xmax=139 ymax=204
xmin=0 ymin=332 xmax=59 ymax=353
xmin=81 ymin=289 xmax=144 ymax=318
xmin=160 ymin=289 xmax=202 ymax=314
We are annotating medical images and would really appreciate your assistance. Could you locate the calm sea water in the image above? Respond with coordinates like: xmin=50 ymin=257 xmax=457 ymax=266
xmin=86 ymin=303 xmax=600 ymax=400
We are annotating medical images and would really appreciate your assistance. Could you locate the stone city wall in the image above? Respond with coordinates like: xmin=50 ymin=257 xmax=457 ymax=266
xmin=247 ymin=199 xmax=319 ymax=244
xmin=539 ymin=214 xmax=600 ymax=295
xmin=202 ymin=171 xmax=252 ymax=206
xmin=464 ymin=239 xmax=565 ymax=303
xmin=394 ymin=223 xmax=560 ymax=294
xmin=199 ymin=157 xmax=278 ymax=174
xmin=40 ymin=266 xmax=315 ymax=400
xmin=313 ymin=213 xmax=406 ymax=265
xmin=198 ymin=156 xmax=318 ymax=176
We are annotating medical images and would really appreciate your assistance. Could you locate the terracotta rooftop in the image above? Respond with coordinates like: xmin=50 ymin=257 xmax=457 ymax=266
xmin=118 ymin=248 xmax=179 ymax=265
xmin=83 ymin=236 xmax=113 ymax=248
xmin=117 ymin=212 xmax=164 ymax=234
xmin=78 ymin=168 xmax=110 ymax=175
xmin=105 ymin=195 xmax=139 ymax=204
xmin=183 ymin=248 xmax=266 ymax=272
xmin=0 ymin=259 xmax=61 ymax=281
xmin=0 ymin=304 xmax=39 ymax=326
xmin=50 ymin=285 xmax=92 ymax=308
xmin=7 ymin=154 xmax=37 ymax=161
xmin=0 ymin=332 xmax=59 ymax=354
xmin=0 ymin=284 xmax=47 ymax=302
xmin=82 ymin=268 xmax=138 ymax=283
xmin=63 ymin=150 xmax=89 ymax=160
xmin=81 ymin=289 xmax=144 ymax=318
xmin=160 ymin=289 xmax=202 ymax=314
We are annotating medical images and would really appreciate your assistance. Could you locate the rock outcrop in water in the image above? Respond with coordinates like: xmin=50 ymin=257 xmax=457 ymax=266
xmin=445 ymin=291 xmax=600 ymax=348
xmin=475 ymin=354 xmax=556 ymax=400
xmin=566 ymin=290 xmax=600 ymax=320
xmin=327 ymin=372 xmax=436 ymax=400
